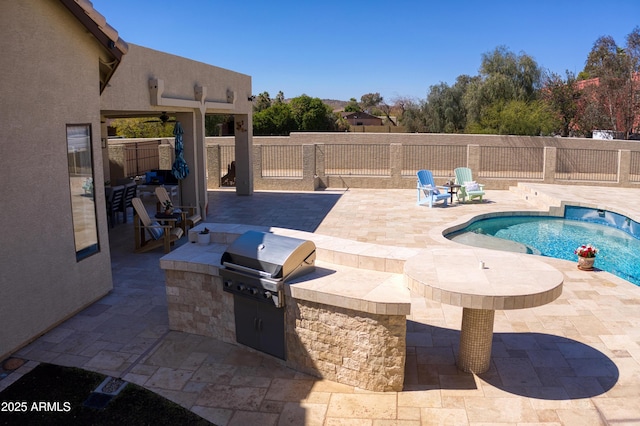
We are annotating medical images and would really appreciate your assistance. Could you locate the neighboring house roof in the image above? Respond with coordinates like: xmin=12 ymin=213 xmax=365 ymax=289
xmin=59 ymin=0 xmax=129 ymax=92
xmin=341 ymin=111 xmax=380 ymax=120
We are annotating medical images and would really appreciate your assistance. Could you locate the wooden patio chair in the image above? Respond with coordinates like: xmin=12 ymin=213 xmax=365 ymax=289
xmin=154 ymin=186 xmax=202 ymax=232
xmin=131 ymin=197 xmax=183 ymax=253
xmin=416 ymin=170 xmax=449 ymax=208
xmin=454 ymin=167 xmax=485 ymax=202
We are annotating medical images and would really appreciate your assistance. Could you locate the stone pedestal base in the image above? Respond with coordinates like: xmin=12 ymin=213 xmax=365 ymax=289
xmin=457 ymin=308 xmax=495 ymax=374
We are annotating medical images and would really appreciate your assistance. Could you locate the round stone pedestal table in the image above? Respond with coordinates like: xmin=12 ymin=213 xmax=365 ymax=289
xmin=405 ymin=248 xmax=563 ymax=374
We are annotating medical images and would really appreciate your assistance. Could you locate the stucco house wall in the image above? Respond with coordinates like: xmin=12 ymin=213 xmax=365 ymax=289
xmin=0 ymin=0 xmax=115 ymax=359
xmin=342 ymin=112 xmax=383 ymax=126
xmin=101 ymin=44 xmax=252 ymax=116
xmin=0 ymin=0 xmax=254 ymax=360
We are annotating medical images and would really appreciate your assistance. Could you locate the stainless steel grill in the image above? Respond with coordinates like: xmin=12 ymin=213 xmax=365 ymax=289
xmin=220 ymin=231 xmax=316 ymax=360
xmin=220 ymin=230 xmax=316 ymax=308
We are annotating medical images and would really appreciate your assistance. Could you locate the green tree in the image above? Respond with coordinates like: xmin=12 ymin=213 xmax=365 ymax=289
xmin=625 ymin=27 xmax=640 ymax=135
xmin=467 ymin=100 xmax=555 ymax=135
xmin=578 ymin=28 xmax=640 ymax=136
xmin=540 ymin=71 xmax=580 ymax=136
xmin=289 ymin=94 xmax=337 ymax=131
xmin=110 ymin=117 xmax=175 ymax=138
xmin=399 ymin=99 xmax=428 ymax=132
xmin=464 ymin=46 xmax=542 ymax=132
xmin=205 ymin=114 xmax=232 ymax=136
xmin=253 ymin=102 xmax=296 ymax=135
xmin=344 ymin=98 xmax=362 ymax=112
xmin=424 ymin=75 xmax=473 ymax=133
xmin=254 ymin=91 xmax=272 ymax=112
xmin=360 ymin=92 xmax=383 ymax=113
xmin=583 ymin=36 xmax=622 ymax=79
xmin=500 ymin=100 xmax=555 ymax=135
xmin=252 ymin=93 xmax=338 ymax=134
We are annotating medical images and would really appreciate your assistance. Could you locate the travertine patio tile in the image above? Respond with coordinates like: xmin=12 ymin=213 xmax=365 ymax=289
xmin=255 ymin=398 xmax=283 ymax=414
xmin=278 ymin=401 xmax=327 ymax=426
xmin=195 ymin=384 xmax=268 ymax=410
xmin=37 ymin=327 xmax=76 ymax=344
xmin=310 ymin=379 xmax=356 ymax=393
xmin=265 ymin=378 xmax=314 ymax=401
xmin=83 ymin=349 xmax=132 ymax=371
xmin=51 ymin=353 xmax=91 ymax=368
xmin=370 ymin=420 xmax=421 ymax=425
xmin=555 ymin=408 xmax=607 ymax=425
xmin=227 ymin=410 xmax=279 ymax=426
xmin=122 ymin=372 xmax=151 ymax=386
xmin=397 ymin=406 xmax=421 ymax=420
xmin=397 ymin=389 xmax=441 ymax=408
xmin=230 ymin=374 xmax=272 ymax=388
xmin=300 ymin=391 xmax=332 ymax=404
xmin=146 ymin=366 xmax=194 ymax=390
xmin=440 ymin=395 xmax=466 ymax=409
xmin=464 ymin=396 xmax=538 ymax=423
xmin=420 ymin=408 xmax=469 ymax=425
xmin=438 ymin=374 xmax=483 ymax=397
xmin=147 ymin=386 xmax=200 ymax=410
xmin=190 ymin=363 xmax=236 ymax=384
xmin=178 ymin=351 xmax=209 ymax=370
xmin=494 ymin=357 xmax=542 ymax=387
xmin=78 ymin=340 xmax=112 ymax=357
xmin=324 ymin=418 xmax=373 ymax=426
xmin=190 ymin=406 xmax=234 ymax=425
xmin=326 ymin=393 xmax=397 ymax=419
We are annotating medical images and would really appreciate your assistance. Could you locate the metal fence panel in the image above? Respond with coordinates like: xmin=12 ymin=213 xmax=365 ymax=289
xmin=324 ymin=144 xmax=390 ymax=176
xmin=631 ymin=151 xmax=640 ymax=183
xmin=220 ymin=145 xmax=235 ymax=178
xmin=402 ymin=145 xmax=467 ymax=177
xmin=123 ymin=140 xmax=160 ymax=177
xmin=479 ymin=146 xmax=544 ymax=179
xmin=555 ymin=148 xmax=618 ymax=181
xmin=261 ymin=145 xmax=303 ymax=177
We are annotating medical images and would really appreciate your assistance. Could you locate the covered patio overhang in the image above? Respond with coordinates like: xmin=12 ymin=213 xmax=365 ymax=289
xmin=100 ymin=44 xmax=254 ymax=215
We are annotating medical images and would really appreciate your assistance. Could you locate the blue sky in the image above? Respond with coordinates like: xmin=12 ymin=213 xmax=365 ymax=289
xmin=92 ymin=0 xmax=640 ymax=102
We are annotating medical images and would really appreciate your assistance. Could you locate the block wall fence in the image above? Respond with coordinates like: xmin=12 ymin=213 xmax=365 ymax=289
xmin=111 ymin=132 xmax=640 ymax=191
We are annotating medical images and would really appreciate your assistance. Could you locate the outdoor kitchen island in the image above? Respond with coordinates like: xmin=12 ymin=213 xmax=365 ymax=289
xmin=160 ymin=223 xmax=416 ymax=392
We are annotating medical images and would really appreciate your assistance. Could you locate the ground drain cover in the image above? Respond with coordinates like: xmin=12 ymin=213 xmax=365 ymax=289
xmin=83 ymin=377 xmax=128 ymax=409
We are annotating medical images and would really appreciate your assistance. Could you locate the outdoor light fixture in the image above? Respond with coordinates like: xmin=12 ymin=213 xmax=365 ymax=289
xmin=248 ymin=95 xmax=255 ymax=101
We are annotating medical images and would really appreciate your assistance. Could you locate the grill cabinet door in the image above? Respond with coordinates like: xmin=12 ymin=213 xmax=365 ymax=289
xmin=233 ymin=296 xmax=285 ymax=360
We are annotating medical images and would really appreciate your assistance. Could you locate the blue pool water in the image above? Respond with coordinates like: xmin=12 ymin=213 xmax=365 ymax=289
xmin=447 ymin=207 xmax=640 ymax=286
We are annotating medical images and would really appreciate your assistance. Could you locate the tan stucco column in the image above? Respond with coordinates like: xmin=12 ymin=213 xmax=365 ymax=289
xmin=467 ymin=144 xmax=481 ymax=171
xmin=234 ymin=113 xmax=253 ymax=195
xmin=175 ymin=111 xmax=207 ymax=215
xmin=543 ymin=146 xmax=556 ymax=184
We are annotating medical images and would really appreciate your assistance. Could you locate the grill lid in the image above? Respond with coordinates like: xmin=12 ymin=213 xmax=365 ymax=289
xmin=221 ymin=231 xmax=316 ymax=280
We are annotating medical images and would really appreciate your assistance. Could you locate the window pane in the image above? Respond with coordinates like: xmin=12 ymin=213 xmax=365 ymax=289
xmin=67 ymin=124 xmax=99 ymax=260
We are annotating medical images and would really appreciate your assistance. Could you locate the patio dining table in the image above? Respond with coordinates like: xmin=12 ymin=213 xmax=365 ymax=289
xmin=404 ymin=247 xmax=563 ymax=373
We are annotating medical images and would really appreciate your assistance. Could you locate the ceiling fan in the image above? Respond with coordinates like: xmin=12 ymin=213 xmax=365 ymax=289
xmin=145 ymin=112 xmax=175 ymax=124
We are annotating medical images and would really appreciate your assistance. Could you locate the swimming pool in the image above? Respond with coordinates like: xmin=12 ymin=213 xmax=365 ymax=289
xmin=446 ymin=207 xmax=640 ymax=286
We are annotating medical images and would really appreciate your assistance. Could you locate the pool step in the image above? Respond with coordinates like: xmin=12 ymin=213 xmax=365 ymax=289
xmin=510 ymin=184 xmax=563 ymax=213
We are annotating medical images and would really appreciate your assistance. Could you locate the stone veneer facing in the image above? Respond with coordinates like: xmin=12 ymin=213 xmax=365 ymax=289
xmin=165 ymin=270 xmax=236 ymax=344
xmin=285 ymin=299 xmax=406 ymax=392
